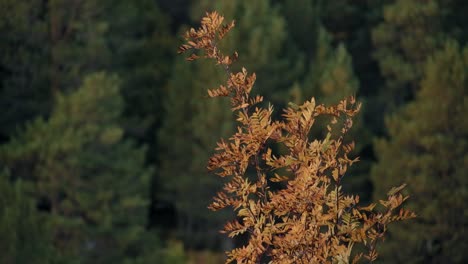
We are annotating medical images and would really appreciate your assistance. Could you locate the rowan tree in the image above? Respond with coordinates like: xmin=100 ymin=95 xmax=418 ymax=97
xmin=178 ymin=11 xmax=415 ymax=263
xmin=158 ymin=0 xmax=303 ymax=249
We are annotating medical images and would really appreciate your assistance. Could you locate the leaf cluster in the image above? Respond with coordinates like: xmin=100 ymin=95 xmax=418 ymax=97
xmin=179 ymin=11 xmax=415 ymax=264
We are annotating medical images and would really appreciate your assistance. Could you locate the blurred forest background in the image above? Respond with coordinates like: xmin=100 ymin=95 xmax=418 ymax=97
xmin=0 ymin=0 xmax=467 ymax=263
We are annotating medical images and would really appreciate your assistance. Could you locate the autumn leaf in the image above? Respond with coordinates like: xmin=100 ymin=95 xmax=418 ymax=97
xmin=178 ymin=11 xmax=414 ymax=264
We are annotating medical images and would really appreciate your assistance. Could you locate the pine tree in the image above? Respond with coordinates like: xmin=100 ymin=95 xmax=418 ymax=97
xmin=46 ymin=0 xmax=111 ymax=93
xmin=0 ymin=0 xmax=50 ymax=141
xmin=278 ymin=0 xmax=361 ymax=106
xmin=444 ymin=0 xmax=468 ymax=44
xmin=281 ymin=0 xmax=320 ymax=56
xmin=103 ymin=2 xmax=176 ymax=230
xmin=320 ymin=0 xmax=388 ymax=136
xmin=372 ymin=0 xmax=445 ymax=112
xmin=0 ymin=171 xmax=62 ymax=264
xmin=158 ymin=57 xmax=234 ymax=249
xmin=298 ymin=27 xmax=358 ymax=104
xmin=0 ymin=0 xmax=112 ymax=141
xmin=1 ymin=73 xmax=153 ymax=263
xmin=106 ymin=0 xmax=175 ymax=143
xmin=371 ymin=41 xmax=468 ymax=263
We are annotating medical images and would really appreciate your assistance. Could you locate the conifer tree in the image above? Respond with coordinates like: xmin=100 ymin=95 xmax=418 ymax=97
xmin=1 ymin=73 xmax=153 ymax=263
xmin=0 ymin=0 xmax=50 ymax=141
xmin=278 ymin=0 xmax=360 ymax=106
xmin=106 ymin=0 xmax=175 ymax=143
xmin=320 ymin=0 xmax=388 ymax=136
xmin=371 ymin=41 xmax=468 ymax=263
xmin=0 ymin=172 xmax=62 ymax=264
xmin=45 ymin=0 xmax=111 ymax=93
xmin=158 ymin=56 xmax=234 ymax=249
xmin=281 ymin=0 xmax=320 ymax=56
xmin=0 ymin=0 xmax=112 ymax=141
xmin=372 ymin=0 xmax=444 ymax=112
xmin=299 ymin=28 xmax=359 ymax=105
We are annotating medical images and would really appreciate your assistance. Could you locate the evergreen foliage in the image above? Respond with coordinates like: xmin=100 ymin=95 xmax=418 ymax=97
xmin=158 ymin=57 xmax=233 ymax=249
xmin=299 ymin=27 xmax=358 ymax=106
xmin=1 ymin=73 xmax=153 ymax=263
xmin=321 ymin=0 xmax=387 ymax=137
xmin=278 ymin=0 xmax=362 ymax=108
xmin=280 ymin=0 xmax=320 ymax=56
xmin=372 ymin=0 xmax=444 ymax=111
xmin=0 ymin=172 xmax=61 ymax=264
xmin=107 ymin=0 xmax=175 ymax=143
xmin=371 ymin=41 xmax=468 ymax=263
xmin=0 ymin=0 xmax=51 ymax=141
xmin=0 ymin=0 xmax=111 ymax=141
xmin=43 ymin=0 xmax=112 ymax=94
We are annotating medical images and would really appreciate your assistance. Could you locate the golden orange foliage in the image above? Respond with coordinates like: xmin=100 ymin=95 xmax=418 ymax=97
xmin=178 ymin=11 xmax=416 ymax=264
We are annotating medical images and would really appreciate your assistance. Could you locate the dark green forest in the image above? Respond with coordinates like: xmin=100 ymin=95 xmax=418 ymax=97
xmin=0 ymin=0 xmax=466 ymax=263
